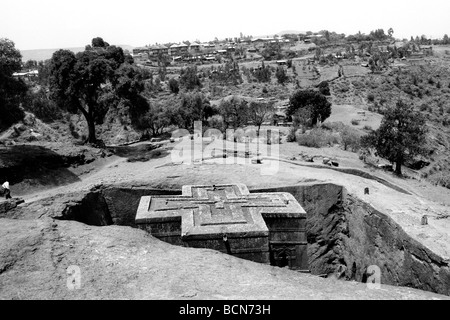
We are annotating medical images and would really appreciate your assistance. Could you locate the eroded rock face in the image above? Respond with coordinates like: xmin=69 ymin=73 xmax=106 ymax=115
xmin=252 ymin=183 xmax=450 ymax=296
xmin=341 ymin=196 xmax=450 ymax=295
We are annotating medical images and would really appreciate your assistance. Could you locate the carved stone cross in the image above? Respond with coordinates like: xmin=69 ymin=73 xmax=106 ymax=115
xmin=136 ymin=183 xmax=308 ymax=271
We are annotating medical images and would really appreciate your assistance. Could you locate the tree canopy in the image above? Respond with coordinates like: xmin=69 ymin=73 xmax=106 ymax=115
xmin=48 ymin=38 xmax=145 ymax=143
xmin=179 ymin=66 xmax=201 ymax=90
xmin=169 ymin=92 xmax=215 ymax=130
xmin=0 ymin=38 xmax=27 ymax=129
xmin=287 ymin=89 xmax=332 ymax=126
xmin=361 ymin=100 xmax=428 ymax=175
xmin=218 ymin=96 xmax=248 ymax=130
xmin=248 ymin=101 xmax=274 ymax=135
xmin=275 ymin=66 xmax=288 ymax=85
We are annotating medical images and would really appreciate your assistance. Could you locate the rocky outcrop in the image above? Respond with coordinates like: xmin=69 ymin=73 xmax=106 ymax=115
xmin=0 ymin=217 xmax=447 ymax=300
xmin=0 ymin=198 xmax=25 ymax=215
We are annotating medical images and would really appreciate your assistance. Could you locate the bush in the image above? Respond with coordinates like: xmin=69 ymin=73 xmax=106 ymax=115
xmin=23 ymin=90 xmax=61 ymax=122
xmin=286 ymin=126 xmax=298 ymax=142
xmin=367 ymin=93 xmax=375 ymax=102
xmin=363 ymin=125 xmax=373 ymax=131
xmin=341 ymin=127 xmax=362 ymax=151
xmin=318 ymin=81 xmax=330 ymax=96
xmin=168 ymin=78 xmax=179 ymax=94
xmin=351 ymin=119 xmax=360 ymax=125
xmin=296 ymin=128 xmax=340 ymax=148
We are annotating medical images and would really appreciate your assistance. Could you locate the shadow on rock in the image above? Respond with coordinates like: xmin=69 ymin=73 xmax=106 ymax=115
xmin=0 ymin=145 xmax=82 ymax=192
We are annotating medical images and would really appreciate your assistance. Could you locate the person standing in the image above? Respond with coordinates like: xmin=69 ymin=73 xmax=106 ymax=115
xmin=1 ymin=181 xmax=11 ymax=199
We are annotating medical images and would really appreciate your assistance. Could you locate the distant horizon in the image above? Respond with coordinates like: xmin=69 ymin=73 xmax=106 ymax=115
xmin=3 ymin=0 xmax=449 ymax=51
xmin=17 ymin=30 xmax=444 ymax=53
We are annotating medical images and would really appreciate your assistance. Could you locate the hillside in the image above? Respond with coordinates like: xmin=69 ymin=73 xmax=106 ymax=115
xmin=20 ymin=45 xmax=134 ymax=62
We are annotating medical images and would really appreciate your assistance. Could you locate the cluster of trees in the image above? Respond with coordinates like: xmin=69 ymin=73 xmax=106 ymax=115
xmin=213 ymin=97 xmax=274 ymax=135
xmin=139 ymin=93 xmax=275 ymax=138
xmin=410 ymin=34 xmax=450 ymax=46
xmin=345 ymin=28 xmax=393 ymax=42
xmin=208 ymin=61 xmax=242 ymax=85
xmin=242 ymin=62 xmax=272 ymax=83
xmin=260 ymin=43 xmax=283 ymax=60
xmin=0 ymin=38 xmax=27 ymax=129
xmin=179 ymin=66 xmax=201 ymax=90
xmin=283 ymin=87 xmax=428 ymax=176
xmin=275 ymin=66 xmax=289 ymax=85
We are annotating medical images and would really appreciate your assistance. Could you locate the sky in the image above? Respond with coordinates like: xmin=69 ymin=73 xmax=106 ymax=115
xmin=2 ymin=0 xmax=449 ymax=50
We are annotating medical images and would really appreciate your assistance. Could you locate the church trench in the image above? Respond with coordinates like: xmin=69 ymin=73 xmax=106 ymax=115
xmin=56 ymin=183 xmax=450 ymax=296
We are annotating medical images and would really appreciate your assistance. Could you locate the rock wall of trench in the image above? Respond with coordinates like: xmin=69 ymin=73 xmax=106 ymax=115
xmin=253 ymin=183 xmax=450 ymax=296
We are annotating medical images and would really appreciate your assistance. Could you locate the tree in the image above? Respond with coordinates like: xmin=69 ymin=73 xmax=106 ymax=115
xmin=142 ymin=102 xmax=170 ymax=136
xmin=252 ymin=61 xmax=271 ymax=82
xmin=172 ymin=92 xmax=215 ymax=129
xmin=92 ymin=37 xmax=109 ymax=48
xmin=48 ymin=39 xmax=144 ymax=143
xmin=248 ymin=101 xmax=274 ymax=135
xmin=369 ymin=29 xmax=386 ymax=41
xmin=275 ymin=66 xmax=288 ymax=85
xmin=218 ymin=96 xmax=248 ymax=129
xmin=23 ymin=59 xmax=38 ymax=70
xmin=318 ymin=81 xmax=330 ymax=95
xmin=388 ymin=28 xmax=394 ymax=38
xmin=293 ymin=107 xmax=313 ymax=129
xmin=179 ymin=66 xmax=201 ymax=90
xmin=443 ymin=34 xmax=449 ymax=45
xmin=361 ymin=100 xmax=428 ymax=175
xmin=0 ymin=38 xmax=27 ymax=129
xmin=287 ymin=89 xmax=332 ymax=126
xmin=168 ymin=78 xmax=179 ymax=94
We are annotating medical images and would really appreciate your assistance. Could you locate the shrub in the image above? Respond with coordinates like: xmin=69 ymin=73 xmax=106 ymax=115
xmin=367 ymin=93 xmax=375 ymax=102
xmin=286 ymin=126 xmax=298 ymax=142
xmin=363 ymin=125 xmax=373 ymax=131
xmin=318 ymin=81 xmax=330 ymax=96
xmin=296 ymin=128 xmax=340 ymax=148
xmin=168 ymin=78 xmax=179 ymax=94
xmin=23 ymin=90 xmax=61 ymax=122
xmin=341 ymin=127 xmax=362 ymax=151
xmin=351 ymin=119 xmax=360 ymax=125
